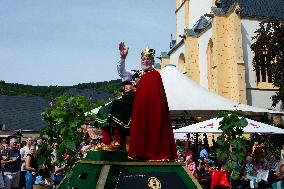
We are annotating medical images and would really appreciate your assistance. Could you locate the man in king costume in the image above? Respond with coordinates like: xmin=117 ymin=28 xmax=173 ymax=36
xmin=118 ymin=42 xmax=177 ymax=161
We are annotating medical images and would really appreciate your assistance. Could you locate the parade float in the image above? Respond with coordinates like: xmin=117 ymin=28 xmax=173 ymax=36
xmin=53 ymin=45 xmax=202 ymax=188
xmin=57 ymin=150 xmax=201 ymax=189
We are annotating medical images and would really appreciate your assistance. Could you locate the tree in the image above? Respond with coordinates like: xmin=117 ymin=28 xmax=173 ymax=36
xmin=251 ymin=21 xmax=284 ymax=108
xmin=216 ymin=111 xmax=249 ymax=180
xmin=0 ymin=79 xmax=121 ymax=98
xmin=40 ymin=95 xmax=95 ymax=169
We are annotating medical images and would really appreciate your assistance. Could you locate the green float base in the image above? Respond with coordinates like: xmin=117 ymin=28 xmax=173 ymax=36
xmin=58 ymin=151 xmax=201 ymax=189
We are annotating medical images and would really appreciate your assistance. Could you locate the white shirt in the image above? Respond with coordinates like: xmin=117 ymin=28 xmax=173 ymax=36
xmin=117 ymin=58 xmax=133 ymax=82
xmin=20 ymin=146 xmax=30 ymax=171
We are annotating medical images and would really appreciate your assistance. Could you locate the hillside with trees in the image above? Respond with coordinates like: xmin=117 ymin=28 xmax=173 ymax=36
xmin=0 ymin=79 xmax=122 ymax=100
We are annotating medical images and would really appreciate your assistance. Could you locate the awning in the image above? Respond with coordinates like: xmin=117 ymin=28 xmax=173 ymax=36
xmin=174 ymin=117 xmax=284 ymax=134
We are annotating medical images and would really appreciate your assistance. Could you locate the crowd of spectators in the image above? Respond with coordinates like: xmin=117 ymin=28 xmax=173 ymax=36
xmin=0 ymin=133 xmax=283 ymax=189
xmin=177 ymin=138 xmax=284 ymax=189
xmin=0 ymin=137 xmax=70 ymax=189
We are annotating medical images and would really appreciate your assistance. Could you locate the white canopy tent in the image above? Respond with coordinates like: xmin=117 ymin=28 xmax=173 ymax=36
xmin=174 ymin=117 xmax=284 ymax=134
xmin=160 ymin=65 xmax=280 ymax=114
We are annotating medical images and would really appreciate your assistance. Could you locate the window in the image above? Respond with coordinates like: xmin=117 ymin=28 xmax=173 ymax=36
xmin=178 ymin=53 xmax=186 ymax=74
xmin=255 ymin=49 xmax=273 ymax=89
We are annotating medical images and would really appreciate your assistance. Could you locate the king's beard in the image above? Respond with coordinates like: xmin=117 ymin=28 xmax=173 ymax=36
xmin=141 ymin=65 xmax=152 ymax=71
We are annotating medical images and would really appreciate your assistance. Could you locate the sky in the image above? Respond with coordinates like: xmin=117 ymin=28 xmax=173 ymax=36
xmin=0 ymin=1 xmax=176 ymax=86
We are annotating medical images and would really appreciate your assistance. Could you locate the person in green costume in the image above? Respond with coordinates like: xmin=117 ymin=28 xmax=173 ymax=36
xmin=93 ymin=80 xmax=135 ymax=151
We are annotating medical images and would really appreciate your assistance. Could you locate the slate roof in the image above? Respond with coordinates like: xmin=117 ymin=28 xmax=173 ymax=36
xmin=0 ymin=89 xmax=114 ymax=131
xmin=160 ymin=52 xmax=170 ymax=58
xmin=221 ymin=0 xmax=284 ymax=20
xmin=192 ymin=16 xmax=211 ymax=32
xmin=63 ymin=88 xmax=114 ymax=103
xmin=154 ymin=63 xmax=161 ymax=69
xmin=185 ymin=16 xmax=212 ymax=36
xmin=0 ymin=95 xmax=48 ymax=131
xmin=187 ymin=0 xmax=284 ymax=37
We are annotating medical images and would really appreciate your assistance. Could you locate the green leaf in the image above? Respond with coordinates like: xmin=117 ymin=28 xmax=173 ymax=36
xmin=216 ymin=149 xmax=228 ymax=159
xmin=40 ymin=94 xmax=94 ymax=171
xmin=66 ymin=140 xmax=76 ymax=151
xmin=223 ymin=163 xmax=229 ymax=171
xmin=216 ymin=111 xmax=247 ymax=171
xmin=67 ymin=96 xmax=75 ymax=104
xmin=231 ymin=171 xmax=240 ymax=180
xmin=225 ymin=161 xmax=237 ymax=171
xmin=216 ymin=136 xmax=226 ymax=146
xmin=59 ymin=126 xmax=67 ymax=135
xmin=69 ymin=120 xmax=79 ymax=129
xmin=231 ymin=151 xmax=239 ymax=161
xmin=65 ymin=171 xmax=73 ymax=180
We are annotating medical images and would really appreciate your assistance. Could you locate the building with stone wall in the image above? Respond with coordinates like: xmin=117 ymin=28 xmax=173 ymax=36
xmin=161 ymin=0 xmax=284 ymax=112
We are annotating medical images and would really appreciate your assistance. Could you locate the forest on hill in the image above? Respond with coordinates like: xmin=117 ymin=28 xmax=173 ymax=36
xmin=0 ymin=79 xmax=121 ymax=99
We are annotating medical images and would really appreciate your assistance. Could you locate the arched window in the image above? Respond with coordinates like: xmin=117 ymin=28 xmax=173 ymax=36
xmin=255 ymin=49 xmax=273 ymax=83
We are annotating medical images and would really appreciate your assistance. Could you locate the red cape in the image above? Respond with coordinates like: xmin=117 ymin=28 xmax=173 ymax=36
xmin=128 ymin=69 xmax=177 ymax=161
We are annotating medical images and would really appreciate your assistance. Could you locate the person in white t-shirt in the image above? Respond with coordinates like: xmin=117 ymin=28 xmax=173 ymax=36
xmin=20 ymin=137 xmax=33 ymax=189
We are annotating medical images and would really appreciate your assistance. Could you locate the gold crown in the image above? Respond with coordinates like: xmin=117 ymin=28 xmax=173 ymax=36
xmin=141 ymin=47 xmax=155 ymax=58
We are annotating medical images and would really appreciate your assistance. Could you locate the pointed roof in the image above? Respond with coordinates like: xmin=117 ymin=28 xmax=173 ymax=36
xmin=185 ymin=16 xmax=212 ymax=37
xmin=192 ymin=16 xmax=211 ymax=33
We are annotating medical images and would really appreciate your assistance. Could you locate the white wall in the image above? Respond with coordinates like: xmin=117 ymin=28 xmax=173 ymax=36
xmin=198 ymin=28 xmax=212 ymax=88
xmin=176 ymin=0 xmax=212 ymax=43
xmin=241 ymin=19 xmax=260 ymax=88
xmin=241 ymin=19 xmax=279 ymax=110
xmin=176 ymin=6 xmax=185 ymax=43
xmin=169 ymin=43 xmax=185 ymax=66
xmin=189 ymin=0 xmax=212 ymax=28
xmin=247 ymin=89 xmax=280 ymax=110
